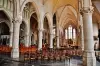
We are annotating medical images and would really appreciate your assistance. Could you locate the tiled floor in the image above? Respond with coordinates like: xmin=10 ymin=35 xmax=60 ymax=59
xmin=0 ymin=55 xmax=100 ymax=66
xmin=0 ymin=59 xmax=82 ymax=66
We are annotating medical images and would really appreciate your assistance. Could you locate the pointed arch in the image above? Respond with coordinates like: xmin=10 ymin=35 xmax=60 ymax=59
xmin=53 ymin=4 xmax=77 ymax=19
xmin=43 ymin=13 xmax=53 ymax=30
xmin=21 ymin=0 xmax=40 ymax=20
xmin=0 ymin=9 xmax=12 ymax=22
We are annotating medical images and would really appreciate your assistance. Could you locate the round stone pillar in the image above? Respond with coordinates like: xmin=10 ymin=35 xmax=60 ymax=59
xmin=82 ymin=7 xmax=96 ymax=66
xmin=25 ymin=34 xmax=30 ymax=47
xmin=9 ymin=31 xmax=13 ymax=47
xmin=29 ymin=32 xmax=32 ymax=46
xmin=38 ymin=29 xmax=43 ymax=50
xmin=9 ymin=23 xmax=13 ymax=47
xmin=50 ymin=33 xmax=54 ymax=48
xmin=56 ymin=14 xmax=60 ymax=48
xmin=56 ymin=27 xmax=60 ymax=48
xmin=11 ymin=21 xmax=21 ymax=58
xmin=80 ymin=14 xmax=84 ymax=50
xmin=38 ymin=15 xmax=44 ymax=50
xmin=57 ymin=36 xmax=60 ymax=48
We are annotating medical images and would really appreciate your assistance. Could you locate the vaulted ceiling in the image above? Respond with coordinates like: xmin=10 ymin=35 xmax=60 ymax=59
xmin=92 ymin=0 xmax=100 ymax=23
xmin=43 ymin=0 xmax=78 ymax=14
xmin=43 ymin=0 xmax=79 ymax=29
xmin=34 ymin=0 xmax=100 ymax=29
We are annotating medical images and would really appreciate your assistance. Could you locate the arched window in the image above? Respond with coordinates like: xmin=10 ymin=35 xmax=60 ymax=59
xmin=65 ymin=25 xmax=76 ymax=40
xmin=68 ymin=25 xmax=72 ymax=39
xmin=73 ymin=29 xmax=76 ymax=39
xmin=65 ymin=29 xmax=67 ymax=39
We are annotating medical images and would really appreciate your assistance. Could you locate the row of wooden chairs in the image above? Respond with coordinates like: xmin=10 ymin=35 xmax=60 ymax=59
xmin=0 ymin=45 xmax=12 ymax=53
xmin=24 ymin=52 xmax=67 ymax=61
xmin=0 ymin=45 xmax=37 ymax=54
xmin=24 ymin=49 xmax=83 ymax=61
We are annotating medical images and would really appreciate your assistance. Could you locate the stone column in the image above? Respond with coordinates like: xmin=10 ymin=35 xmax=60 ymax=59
xmin=80 ymin=14 xmax=84 ymax=50
xmin=9 ymin=23 xmax=13 ymax=47
xmin=25 ymin=34 xmax=30 ymax=47
xmin=57 ymin=35 xmax=60 ymax=48
xmin=29 ymin=31 xmax=32 ymax=46
xmin=9 ymin=31 xmax=13 ymax=47
xmin=81 ymin=1 xmax=96 ymax=65
xmin=25 ymin=22 xmax=30 ymax=47
xmin=38 ymin=17 xmax=43 ymax=50
xmin=11 ymin=20 xmax=21 ymax=58
xmin=38 ymin=29 xmax=43 ymax=50
xmin=56 ymin=13 xmax=60 ymax=48
xmin=56 ymin=24 xmax=60 ymax=48
xmin=50 ymin=30 xmax=54 ymax=48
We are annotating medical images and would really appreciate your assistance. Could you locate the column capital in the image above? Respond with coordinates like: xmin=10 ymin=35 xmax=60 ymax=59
xmin=50 ymin=30 xmax=54 ymax=35
xmin=80 ymin=6 xmax=94 ymax=15
xmin=38 ymin=28 xmax=44 ymax=32
xmin=12 ymin=18 xmax=22 ymax=24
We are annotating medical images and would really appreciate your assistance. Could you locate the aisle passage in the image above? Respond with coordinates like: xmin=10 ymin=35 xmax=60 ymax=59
xmin=0 ymin=56 xmax=100 ymax=66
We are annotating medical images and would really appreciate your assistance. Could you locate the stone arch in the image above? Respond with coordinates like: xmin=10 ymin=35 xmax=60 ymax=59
xmin=22 ymin=19 xmax=28 ymax=35
xmin=43 ymin=13 xmax=53 ymax=30
xmin=21 ymin=0 xmax=40 ymax=20
xmin=0 ymin=10 xmax=13 ymax=35
xmin=54 ymin=5 xmax=78 ymax=30
xmin=42 ymin=13 xmax=52 ymax=45
xmin=67 ymin=5 xmax=77 ymax=18
xmin=0 ymin=10 xmax=11 ymax=45
xmin=19 ymin=21 xmax=27 ymax=45
xmin=63 ymin=20 xmax=77 ymax=30
xmin=0 ymin=10 xmax=12 ymax=31
xmin=30 ymin=13 xmax=38 ymax=45
xmin=60 ymin=5 xmax=77 ymax=20
xmin=54 ymin=5 xmax=77 ymax=25
xmin=0 ymin=9 xmax=12 ymax=22
xmin=0 ymin=22 xmax=10 ymax=35
xmin=0 ymin=19 xmax=10 ymax=29
xmin=62 ymin=17 xmax=77 ymax=29
xmin=59 ymin=14 xmax=76 ymax=27
xmin=53 ymin=4 xmax=77 ymax=18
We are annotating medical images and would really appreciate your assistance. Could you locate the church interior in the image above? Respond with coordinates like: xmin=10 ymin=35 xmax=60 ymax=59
xmin=0 ymin=0 xmax=100 ymax=66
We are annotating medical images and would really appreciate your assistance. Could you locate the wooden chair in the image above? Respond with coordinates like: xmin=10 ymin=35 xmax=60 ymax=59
xmin=30 ymin=53 xmax=36 ymax=61
xmin=24 ymin=52 xmax=29 ymax=61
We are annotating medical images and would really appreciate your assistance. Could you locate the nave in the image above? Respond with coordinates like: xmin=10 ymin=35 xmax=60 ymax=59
xmin=0 ymin=0 xmax=100 ymax=66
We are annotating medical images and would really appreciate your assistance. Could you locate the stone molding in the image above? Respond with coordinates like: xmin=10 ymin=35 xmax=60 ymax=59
xmin=38 ymin=28 xmax=44 ymax=32
xmin=80 ymin=6 xmax=94 ymax=15
xmin=12 ymin=18 xmax=22 ymax=24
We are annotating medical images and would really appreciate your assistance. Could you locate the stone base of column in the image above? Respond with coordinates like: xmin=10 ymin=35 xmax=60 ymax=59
xmin=57 ymin=45 xmax=60 ymax=49
xmin=11 ymin=48 xmax=19 ymax=58
xmin=38 ymin=47 xmax=42 ymax=51
xmin=48 ymin=48 xmax=53 ymax=52
xmin=81 ymin=46 xmax=84 ymax=51
xmin=83 ymin=51 xmax=96 ymax=66
xmin=9 ymin=44 xmax=12 ymax=47
xmin=50 ymin=43 xmax=53 ymax=49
